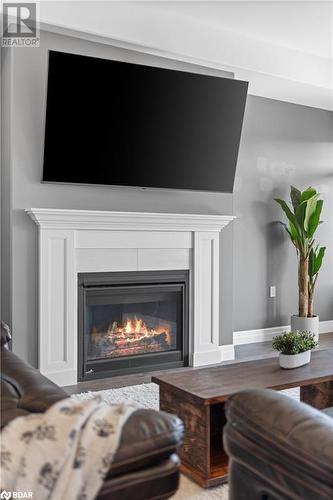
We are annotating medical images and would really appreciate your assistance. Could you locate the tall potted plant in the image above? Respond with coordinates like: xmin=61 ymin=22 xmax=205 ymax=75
xmin=275 ymin=186 xmax=326 ymax=340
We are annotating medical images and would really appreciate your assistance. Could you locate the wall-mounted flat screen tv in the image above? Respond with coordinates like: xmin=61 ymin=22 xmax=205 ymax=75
xmin=42 ymin=51 xmax=248 ymax=193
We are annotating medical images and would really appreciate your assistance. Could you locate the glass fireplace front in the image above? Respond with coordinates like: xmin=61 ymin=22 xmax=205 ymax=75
xmin=78 ymin=271 xmax=189 ymax=380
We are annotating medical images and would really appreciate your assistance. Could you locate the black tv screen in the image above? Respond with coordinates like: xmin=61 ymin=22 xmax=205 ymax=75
xmin=43 ymin=51 xmax=248 ymax=192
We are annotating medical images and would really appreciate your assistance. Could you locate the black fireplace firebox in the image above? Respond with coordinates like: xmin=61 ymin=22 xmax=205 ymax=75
xmin=78 ymin=270 xmax=189 ymax=380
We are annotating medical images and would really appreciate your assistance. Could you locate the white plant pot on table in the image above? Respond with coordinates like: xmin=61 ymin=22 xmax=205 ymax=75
xmin=290 ymin=315 xmax=319 ymax=341
xmin=279 ymin=350 xmax=311 ymax=369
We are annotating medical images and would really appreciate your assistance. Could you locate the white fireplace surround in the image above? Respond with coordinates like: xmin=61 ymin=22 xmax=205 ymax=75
xmin=26 ymin=208 xmax=235 ymax=385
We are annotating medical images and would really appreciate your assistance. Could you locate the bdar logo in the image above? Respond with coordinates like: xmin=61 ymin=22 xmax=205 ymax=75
xmin=0 ymin=491 xmax=11 ymax=500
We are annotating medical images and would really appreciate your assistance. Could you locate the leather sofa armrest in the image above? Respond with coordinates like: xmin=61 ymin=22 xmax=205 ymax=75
xmin=1 ymin=349 xmax=68 ymax=413
xmin=224 ymin=389 xmax=333 ymax=495
xmin=108 ymin=408 xmax=184 ymax=478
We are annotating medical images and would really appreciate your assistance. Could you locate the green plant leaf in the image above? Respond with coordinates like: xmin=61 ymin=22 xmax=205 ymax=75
xmin=301 ymin=187 xmax=317 ymax=202
xmin=279 ymin=222 xmax=297 ymax=245
xmin=307 ymin=199 xmax=323 ymax=238
xmin=275 ymin=198 xmax=297 ymax=226
xmin=290 ymin=186 xmax=302 ymax=211
xmin=288 ymin=220 xmax=300 ymax=243
xmin=308 ymin=245 xmax=319 ymax=286
xmin=308 ymin=247 xmax=315 ymax=280
xmin=295 ymin=200 xmax=307 ymax=228
xmin=275 ymin=198 xmax=304 ymax=250
xmin=313 ymin=246 xmax=326 ymax=275
xmin=304 ymin=194 xmax=319 ymax=232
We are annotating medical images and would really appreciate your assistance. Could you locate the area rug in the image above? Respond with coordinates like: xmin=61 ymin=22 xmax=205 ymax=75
xmin=72 ymin=384 xmax=300 ymax=499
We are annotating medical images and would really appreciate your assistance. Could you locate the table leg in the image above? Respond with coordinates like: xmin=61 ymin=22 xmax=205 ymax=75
xmin=159 ymin=386 xmax=228 ymax=488
xmin=300 ymin=381 xmax=333 ymax=410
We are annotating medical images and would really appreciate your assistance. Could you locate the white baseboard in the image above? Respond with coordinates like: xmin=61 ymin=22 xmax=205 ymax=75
xmin=320 ymin=320 xmax=333 ymax=334
xmin=191 ymin=349 xmax=224 ymax=367
xmin=43 ymin=368 xmax=77 ymax=387
xmin=233 ymin=320 xmax=333 ymax=346
xmin=219 ymin=344 xmax=235 ymax=361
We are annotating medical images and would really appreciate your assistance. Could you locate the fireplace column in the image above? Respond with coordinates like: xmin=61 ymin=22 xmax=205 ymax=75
xmin=192 ymin=231 xmax=221 ymax=365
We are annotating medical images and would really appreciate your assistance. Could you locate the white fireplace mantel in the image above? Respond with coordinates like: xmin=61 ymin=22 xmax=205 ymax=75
xmin=26 ymin=208 xmax=234 ymax=232
xmin=27 ymin=208 xmax=235 ymax=385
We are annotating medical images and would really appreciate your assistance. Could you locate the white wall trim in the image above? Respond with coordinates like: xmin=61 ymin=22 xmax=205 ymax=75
xmin=234 ymin=320 xmax=333 ymax=345
xmin=219 ymin=344 xmax=235 ymax=361
xmin=40 ymin=22 xmax=235 ymax=78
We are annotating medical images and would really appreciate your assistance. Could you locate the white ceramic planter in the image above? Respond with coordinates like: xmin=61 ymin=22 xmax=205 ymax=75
xmin=290 ymin=315 xmax=319 ymax=341
xmin=279 ymin=350 xmax=311 ymax=369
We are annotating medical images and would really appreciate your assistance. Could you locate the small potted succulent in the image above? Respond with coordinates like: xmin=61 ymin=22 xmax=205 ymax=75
xmin=272 ymin=330 xmax=318 ymax=369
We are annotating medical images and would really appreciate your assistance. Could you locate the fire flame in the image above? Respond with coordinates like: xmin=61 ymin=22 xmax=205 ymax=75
xmin=91 ymin=317 xmax=172 ymax=348
xmin=115 ymin=317 xmax=170 ymax=342
xmin=90 ymin=316 xmax=174 ymax=358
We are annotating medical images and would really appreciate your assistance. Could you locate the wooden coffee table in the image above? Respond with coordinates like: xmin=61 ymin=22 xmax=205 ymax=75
xmin=152 ymin=349 xmax=333 ymax=488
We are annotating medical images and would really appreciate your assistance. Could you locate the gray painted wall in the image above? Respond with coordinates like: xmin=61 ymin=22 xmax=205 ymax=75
xmin=234 ymin=96 xmax=333 ymax=330
xmin=1 ymin=30 xmax=332 ymax=367
xmin=1 ymin=30 xmax=233 ymax=366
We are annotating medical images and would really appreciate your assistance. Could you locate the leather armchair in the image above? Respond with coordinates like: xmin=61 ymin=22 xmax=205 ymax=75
xmin=224 ymin=388 xmax=333 ymax=500
xmin=0 ymin=322 xmax=183 ymax=499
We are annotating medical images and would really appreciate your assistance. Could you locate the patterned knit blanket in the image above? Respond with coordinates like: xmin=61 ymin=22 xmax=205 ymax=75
xmin=1 ymin=397 xmax=136 ymax=500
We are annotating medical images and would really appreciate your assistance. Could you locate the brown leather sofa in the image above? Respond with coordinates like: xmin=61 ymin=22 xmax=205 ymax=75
xmin=0 ymin=322 xmax=183 ymax=499
xmin=224 ymin=388 xmax=333 ymax=500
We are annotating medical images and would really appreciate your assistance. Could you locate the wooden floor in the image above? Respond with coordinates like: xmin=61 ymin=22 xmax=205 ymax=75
xmin=64 ymin=332 xmax=333 ymax=395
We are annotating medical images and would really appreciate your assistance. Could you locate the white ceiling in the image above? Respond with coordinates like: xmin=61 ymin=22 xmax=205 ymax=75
xmin=38 ymin=1 xmax=333 ymax=110
xmin=152 ymin=1 xmax=333 ymax=59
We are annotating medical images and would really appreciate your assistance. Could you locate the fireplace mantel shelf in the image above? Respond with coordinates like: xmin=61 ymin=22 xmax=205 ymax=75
xmin=26 ymin=208 xmax=235 ymax=232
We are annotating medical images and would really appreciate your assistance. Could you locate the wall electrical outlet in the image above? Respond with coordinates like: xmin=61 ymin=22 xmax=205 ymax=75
xmin=269 ymin=286 xmax=276 ymax=298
